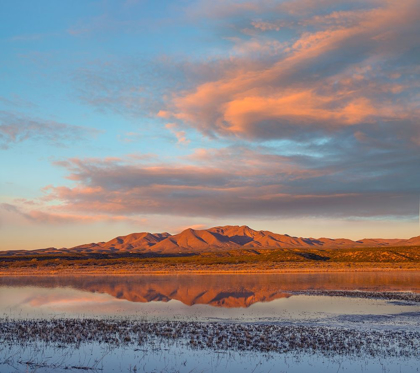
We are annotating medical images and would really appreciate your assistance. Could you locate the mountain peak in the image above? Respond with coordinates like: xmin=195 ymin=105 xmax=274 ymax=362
xmin=209 ymin=225 xmax=258 ymax=237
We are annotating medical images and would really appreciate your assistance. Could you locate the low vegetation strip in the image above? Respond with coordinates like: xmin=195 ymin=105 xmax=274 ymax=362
xmin=0 ymin=246 xmax=419 ymax=274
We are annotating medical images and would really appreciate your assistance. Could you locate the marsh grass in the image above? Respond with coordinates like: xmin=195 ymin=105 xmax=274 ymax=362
xmin=1 ymin=246 xmax=419 ymax=274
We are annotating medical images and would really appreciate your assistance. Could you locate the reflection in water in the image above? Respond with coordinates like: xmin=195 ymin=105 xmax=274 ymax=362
xmin=1 ymin=272 xmax=419 ymax=308
xmin=0 ymin=272 xmax=419 ymax=321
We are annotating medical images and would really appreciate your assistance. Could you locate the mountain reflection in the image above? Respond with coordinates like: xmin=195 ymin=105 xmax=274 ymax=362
xmin=1 ymin=272 xmax=419 ymax=308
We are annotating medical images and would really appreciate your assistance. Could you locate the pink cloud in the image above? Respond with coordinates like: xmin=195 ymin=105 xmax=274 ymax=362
xmin=10 ymin=142 xmax=414 ymax=220
xmin=165 ymin=123 xmax=190 ymax=145
xmin=161 ymin=0 xmax=420 ymax=141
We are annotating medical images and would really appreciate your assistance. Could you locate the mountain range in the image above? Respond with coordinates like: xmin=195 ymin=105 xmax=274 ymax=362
xmin=3 ymin=225 xmax=420 ymax=255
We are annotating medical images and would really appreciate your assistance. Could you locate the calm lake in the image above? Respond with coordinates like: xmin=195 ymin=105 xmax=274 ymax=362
xmin=1 ymin=272 xmax=419 ymax=372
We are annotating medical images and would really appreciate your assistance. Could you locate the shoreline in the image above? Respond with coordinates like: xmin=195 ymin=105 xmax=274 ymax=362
xmin=1 ymin=265 xmax=419 ymax=276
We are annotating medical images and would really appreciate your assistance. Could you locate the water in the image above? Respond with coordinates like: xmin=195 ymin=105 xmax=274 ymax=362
xmin=2 ymin=342 xmax=418 ymax=373
xmin=0 ymin=272 xmax=419 ymax=372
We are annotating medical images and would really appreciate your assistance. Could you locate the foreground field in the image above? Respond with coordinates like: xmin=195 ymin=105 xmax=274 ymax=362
xmin=1 ymin=246 xmax=419 ymax=275
xmin=2 ymin=318 xmax=419 ymax=373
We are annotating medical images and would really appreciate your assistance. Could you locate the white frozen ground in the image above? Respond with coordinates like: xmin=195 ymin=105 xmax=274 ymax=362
xmin=1 ymin=338 xmax=419 ymax=373
xmin=0 ymin=310 xmax=419 ymax=373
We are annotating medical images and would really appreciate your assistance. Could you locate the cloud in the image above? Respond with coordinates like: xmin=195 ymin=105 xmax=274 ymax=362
xmin=0 ymin=203 xmax=146 ymax=226
xmin=165 ymin=123 xmax=190 ymax=145
xmin=9 ymin=32 xmax=59 ymax=42
xmin=67 ymin=14 xmax=144 ymax=37
xmin=118 ymin=132 xmax=143 ymax=143
xmin=162 ymin=0 xmax=420 ymax=143
xmin=0 ymin=203 xmax=21 ymax=215
xmin=29 ymin=142 xmax=419 ymax=220
xmin=71 ymin=53 xmax=248 ymax=120
xmin=71 ymin=58 xmax=174 ymax=117
xmin=0 ymin=111 xmax=100 ymax=149
xmin=186 ymin=0 xmax=270 ymax=20
xmin=0 ymin=95 xmax=37 ymax=109
xmin=66 ymin=0 xmax=419 ymax=143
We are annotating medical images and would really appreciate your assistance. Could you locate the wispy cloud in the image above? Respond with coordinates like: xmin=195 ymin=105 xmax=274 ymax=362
xmin=0 ymin=111 xmax=101 ymax=149
xmin=0 ymin=203 xmax=147 ymax=226
xmin=165 ymin=123 xmax=190 ymax=145
xmin=0 ymin=95 xmax=37 ymax=109
xmin=9 ymin=32 xmax=59 ymax=42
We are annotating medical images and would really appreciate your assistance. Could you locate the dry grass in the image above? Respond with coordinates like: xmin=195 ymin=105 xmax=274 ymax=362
xmin=0 ymin=246 xmax=419 ymax=275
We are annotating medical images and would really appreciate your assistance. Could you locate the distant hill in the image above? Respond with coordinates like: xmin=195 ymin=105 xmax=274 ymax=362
xmin=2 ymin=225 xmax=419 ymax=256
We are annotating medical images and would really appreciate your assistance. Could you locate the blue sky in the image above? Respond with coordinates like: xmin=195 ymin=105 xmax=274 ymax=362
xmin=1 ymin=0 xmax=419 ymax=250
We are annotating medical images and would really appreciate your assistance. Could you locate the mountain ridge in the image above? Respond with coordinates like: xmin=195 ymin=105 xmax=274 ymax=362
xmin=2 ymin=225 xmax=420 ymax=256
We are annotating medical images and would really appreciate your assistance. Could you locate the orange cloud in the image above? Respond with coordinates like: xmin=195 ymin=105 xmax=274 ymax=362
xmin=162 ymin=0 xmax=420 ymax=141
xmin=165 ymin=123 xmax=190 ymax=145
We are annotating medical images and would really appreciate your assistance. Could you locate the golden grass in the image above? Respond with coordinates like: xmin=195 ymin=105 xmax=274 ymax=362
xmin=1 ymin=246 xmax=419 ymax=275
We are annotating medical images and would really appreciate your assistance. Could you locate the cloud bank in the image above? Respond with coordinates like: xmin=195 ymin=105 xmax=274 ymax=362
xmin=25 ymin=143 xmax=417 ymax=220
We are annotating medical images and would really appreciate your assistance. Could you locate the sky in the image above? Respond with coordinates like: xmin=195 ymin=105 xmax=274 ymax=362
xmin=1 ymin=0 xmax=420 ymax=250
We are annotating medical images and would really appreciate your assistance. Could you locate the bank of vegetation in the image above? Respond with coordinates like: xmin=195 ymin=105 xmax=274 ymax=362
xmin=1 ymin=246 xmax=419 ymax=274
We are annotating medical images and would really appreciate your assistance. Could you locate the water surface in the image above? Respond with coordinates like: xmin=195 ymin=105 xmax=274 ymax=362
xmin=1 ymin=272 xmax=419 ymax=372
xmin=0 ymin=272 xmax=419 ymax=321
